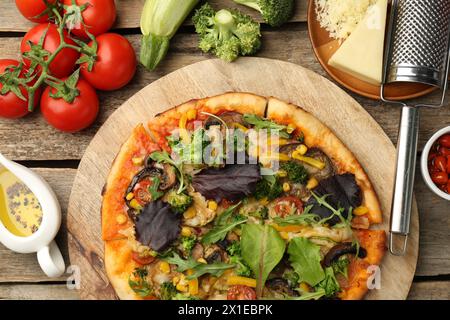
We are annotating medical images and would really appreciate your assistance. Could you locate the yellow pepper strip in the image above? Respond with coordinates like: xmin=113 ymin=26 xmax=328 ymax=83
xmin=187 ymin=270 xmax=199 ymax=295
xmin=176 ymin=283 xmax=188 ymax=292
xmin=283 ymin=182 xmax=291 ymax=192
xmin=277 ymin=170 xmax=287 ymax=177
xmin=227 ymin=276 xmax=257 ymax=288
xmin=299 ymin=282 xmax=311 ymax=293
xmin=292 ymin=152 xmax=325 ymax=169
xmin=232 ymin=122 xmax=248 ymax=132
xmin=279 ymin=231 xmax=289 ymax=240
xmin=126 ymin=192 xmax=134 ymax=201
xmin=259 ymin=197 xmax=269 ymax=205
xmin=179 ymin=114 xmax=191 ymax=144
xmin=183 ymin=207 xmax=196 ymax=219
xmin=272 ymin=223 xmax=303 ymax=233
xmin=306 ymin=177 xmax=319 ymax=190
xmin=207 ymin=200 xmax=218 ymax=211
xmin=275 ymin=153 xmax=291 ymax=162
xmin=354 ymin=206 xmax=369 ymax=216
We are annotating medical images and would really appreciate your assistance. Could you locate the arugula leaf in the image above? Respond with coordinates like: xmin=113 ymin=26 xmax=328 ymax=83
xmin=243 ymin=114 xmax=288 ymax=131
xmin=162 ymin=252 xmax=234 ymax=279
xmin=214 ymin=202 xmax=241 ymax=226
xmin=186 ymin=262 xmax=235 ymax=279
xmin=272 ymin=206 xmax=323 ymax=227
xmin=315 ymin=267 xmax=340 ymax=298
xmin=163 ymin=252 xmax=199 ymax=273
xmin=287 ymin=237 xmax=325 ymax=287
xmin=241 ymin=224 xmax=286 ymax=297
xmin=201 ymin=215 xmax=247 ymax=245
xmin=291 ymin=289 xmax=326 ymax=300
xmin=148 ymin=176 xmax=164 ymax=200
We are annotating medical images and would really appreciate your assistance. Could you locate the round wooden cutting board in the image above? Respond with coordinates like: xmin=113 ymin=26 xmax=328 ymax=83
xmin=67 ymin=57 xmax=419 ymax=300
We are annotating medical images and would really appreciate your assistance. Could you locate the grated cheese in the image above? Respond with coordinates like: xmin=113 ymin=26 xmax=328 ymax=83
xmin=315 ymin=0 xmax=378 ymax=41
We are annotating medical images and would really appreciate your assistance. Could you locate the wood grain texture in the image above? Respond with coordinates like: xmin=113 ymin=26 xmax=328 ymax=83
xmin=408 ymin=281 xmax=450 ymax=300
xmin=0 ymin=0 xmax=308 ymax=32
xmin=0 ymin=283 xmax=79 ymax=300
xmin=66 ymin=58 xmax=418 ymax=300
xmin=0 ymin=29 xmax=448 ymax=160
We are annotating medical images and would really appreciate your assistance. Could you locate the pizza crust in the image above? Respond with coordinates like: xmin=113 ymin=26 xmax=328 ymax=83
xmin=265 ymin=97 xmax=383 ymax=225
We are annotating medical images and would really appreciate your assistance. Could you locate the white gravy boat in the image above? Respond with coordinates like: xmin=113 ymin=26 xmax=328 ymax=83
xmin=0 ymin=153 xmax=65 ymax=278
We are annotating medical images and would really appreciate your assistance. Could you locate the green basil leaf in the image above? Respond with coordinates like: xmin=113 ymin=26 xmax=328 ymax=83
xmin=287 ymin=237 xmax=325 ymax=287
xmin=241 ymin=224 xmax=286 ymax=297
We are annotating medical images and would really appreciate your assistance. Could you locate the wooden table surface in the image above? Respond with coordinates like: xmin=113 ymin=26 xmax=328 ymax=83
xmin=0 ymin=0 xmax=449 ymax=300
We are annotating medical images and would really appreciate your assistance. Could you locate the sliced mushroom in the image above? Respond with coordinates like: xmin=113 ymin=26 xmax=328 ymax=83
xmin=126 ymin=167 xmax=162 ymax=196
xmin=205 ymin=111 xmax=244 ymax=129
xmin=289 ymin=183 xmax=312 ymax=202
xmin=191 ymin=243 xmax=204 ymax=260
xmin=265 ymin=278 xmax=299 ymax=298
xmin=204 ymin=244 xmax=226 ymax=263
xmin=322 ymin=242 xmax=367 ymax=267
xmin=280 ymin=144 xmax=335 ymax=181
xmin=159 ymin=163 xmax=177 ymax=190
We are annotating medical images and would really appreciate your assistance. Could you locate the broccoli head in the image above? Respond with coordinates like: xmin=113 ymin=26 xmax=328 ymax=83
xmin=159 ymin=282 xmax=177 ymax=300
xmin=193 ymin=3 xmax=261 ymax=62
xmin=181 ymin=235 xmax=197 ymax=255
xmin=167 ymin=190 xmax=193 ymax=214
xmin=280 ymin=160 xmax=308 ymax=184
xmin=234 ymin=0 xmax=295 ymax=27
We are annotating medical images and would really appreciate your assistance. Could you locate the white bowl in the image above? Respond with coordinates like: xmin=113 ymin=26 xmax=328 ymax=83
xmin=421 ymin=126 xmax=450 ymax=201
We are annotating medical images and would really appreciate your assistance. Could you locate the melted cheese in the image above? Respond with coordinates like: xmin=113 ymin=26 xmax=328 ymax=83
xmin=286 ymin=225 xmax=353 ymax=243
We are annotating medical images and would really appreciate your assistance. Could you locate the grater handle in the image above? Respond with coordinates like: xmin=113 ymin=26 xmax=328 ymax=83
xmin=389 ymin=106 xmax=419 ymax=256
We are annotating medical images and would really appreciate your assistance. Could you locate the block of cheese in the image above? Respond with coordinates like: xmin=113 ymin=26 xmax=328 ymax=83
xmin=328 ymin=0 xmax=388 ymax=85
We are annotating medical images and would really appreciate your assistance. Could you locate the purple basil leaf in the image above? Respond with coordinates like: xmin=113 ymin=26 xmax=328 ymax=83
xmin=192 ymin=164 xmax=262 ymax=202
xmin=306 ymin=173 xmax=362 ymax=225
xmin=134 ymin=200 xmax=181 ymax=252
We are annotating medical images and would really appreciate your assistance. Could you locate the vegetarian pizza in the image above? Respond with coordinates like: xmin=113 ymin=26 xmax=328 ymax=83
xmin=101 ymin=93 xmax=386 ymax=300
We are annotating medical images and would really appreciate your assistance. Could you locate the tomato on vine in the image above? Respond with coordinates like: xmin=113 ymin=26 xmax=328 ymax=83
xmin=40 ymin=70 xmax=99 ymax=133
xmin=15 ymin=0 xmax=59 ymax=23
xmin=80 ymin=33 xmax=136 ymax=91
xmin=63 ymin=0 xmax=116 ymax=38
xmin=21 ymin=23 xmax=80 ymax=79
xmin=0 ymin=59 xmax=40 ymax=119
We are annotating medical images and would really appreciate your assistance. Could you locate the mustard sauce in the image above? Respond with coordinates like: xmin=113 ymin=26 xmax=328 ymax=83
xmin=0 ymin=168 xmax=43 ymax=237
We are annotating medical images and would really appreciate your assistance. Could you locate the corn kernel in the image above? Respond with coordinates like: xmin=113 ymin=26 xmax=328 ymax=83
xmin=132 ymin=157 xmax=144 ymax=166
xmin=296 ymin=144 xmax=308 ymax=155
xmin=183 ymin=207 xmax=197 ymax=219
xmin=208 ymin=200 xmax=218 ymax=211
xmin=259 ymin=197 xmax=269 ymax=206
xmin=286 ymin=123 xmax=296 ymax=134
xmin=283 ymin=182 xmax=291 ymax=192
xmin=197 ymin=258 xmax=207 ymax=264
xmin=159 ymin=261 xmax=171 ymax=274
xmin=126 ymin=192 xmax=134 ymax=201
xmin=181 ymin=227 xmax=192 ymax=237
xmin=116 ymin=214 xmax=127 ymax=225
xmin=172 ymin=276 xmax=180 ymax=285
xmin=176 ymin=284 xmax=188 ymax=292
xmin=280 ymin=231 xmax=289 ymax=240
xmin=187 ymin=109 xmax=197 ymax=121
xmin=354 ymin=206 xmax=369 ymax=216
xmin=299 ymin=282 xmax=311 ymax=293
xmin=306 ymin=177 xmax=319 ymax=190
xmin=277 ymin=170 xmax=287 ymax=177
xmin=130 ymin=199 xmax=142 ymax=210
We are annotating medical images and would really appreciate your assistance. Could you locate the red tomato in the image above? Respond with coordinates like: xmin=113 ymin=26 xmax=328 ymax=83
xmin=63 ymin=0 xmax=116 ymax=38
xmin=80 ymin=33 xmax=136 ymax=91
xmin=227 ymin=285 xmax=256 ymax=300
xmin=40 ymin=78 xmax=99 ymax=132
xmin=274 ymin=196 xmax=303 ymax=217
xmin=431 ymin=172 xmax=448 ymax=185
xmin=447 ymin=156 xmax=450 ymax=174
xmin=434 ymin=156 xmax=447 ymax=172
xmin=131 ymin=252 xmax=156 ymax=266
xmin=15 ymin=0 xmax=58 ymax=23
xmin=134 ymin=180 xmax=152 ymax=205
xmin=21 ymin=23 xmax=80 ymax=79
xmin=439 ymin=146 xmax=450 ymax=157
xmin=439 ymin=134 xmax=450 ymax=148
xmin=0 ymin=59 xmax=40 ymax=119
